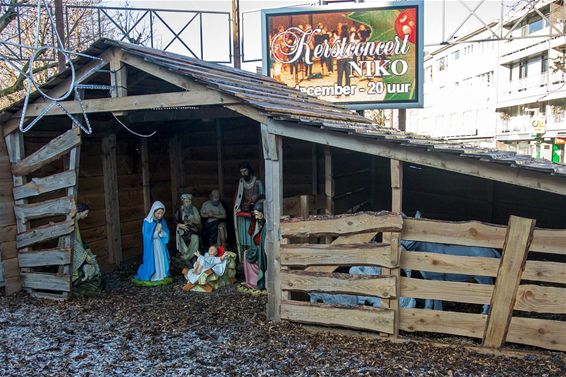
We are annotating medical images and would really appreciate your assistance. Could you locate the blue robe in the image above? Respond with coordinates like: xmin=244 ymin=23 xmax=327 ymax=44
xmin=136 ymin=218 xmax=170 ymax=281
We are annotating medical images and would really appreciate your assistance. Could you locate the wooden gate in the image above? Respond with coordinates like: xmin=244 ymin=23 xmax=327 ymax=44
xmin=279 ymin=212 xmax=403 ymax=335
xmin=4 ymin=127 xmax=81 ymax=299
xmin=277 ymin=212 xmax=566 ymax=352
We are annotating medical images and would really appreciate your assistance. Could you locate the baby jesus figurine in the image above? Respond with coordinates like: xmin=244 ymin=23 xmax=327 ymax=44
xmin=182 ymin=245 xmax=228 ymax=292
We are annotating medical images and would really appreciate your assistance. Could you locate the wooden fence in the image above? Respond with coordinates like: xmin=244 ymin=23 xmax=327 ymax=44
xmin=279 ymin=212 xmax=566 ymax=352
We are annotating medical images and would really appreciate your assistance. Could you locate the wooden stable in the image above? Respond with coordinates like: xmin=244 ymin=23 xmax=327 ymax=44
xmin=0 ymin=39 xmax=564 ymax=350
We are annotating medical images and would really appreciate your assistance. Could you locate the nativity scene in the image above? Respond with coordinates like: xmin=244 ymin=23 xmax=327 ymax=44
xmin=129 ymin=162 xmax=267 ymax=294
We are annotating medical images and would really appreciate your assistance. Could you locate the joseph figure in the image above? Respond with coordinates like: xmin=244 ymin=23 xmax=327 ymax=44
xmin=200 ymin=189 xmax=227 ymax=249
xmin=233 ymin=163 xmax=264 ymax=260
xmin=175 ymin=193 xmax=201 ymax=265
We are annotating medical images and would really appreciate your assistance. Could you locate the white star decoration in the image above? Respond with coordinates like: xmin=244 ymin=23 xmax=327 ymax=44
xmin=0 ymin=0 xmax=106 ymax=134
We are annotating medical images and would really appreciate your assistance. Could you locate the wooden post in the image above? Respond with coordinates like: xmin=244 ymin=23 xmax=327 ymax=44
xmin=3 ymin=132 xmax=24 ymax=294
xmin=398 ymin=109 xmax=406 ymax=132
xmin=110 ymin=50 xmax=127 ymax=117
xmin=390 ymin=159 xmax=402 ymax=214
xmin=381 ymin=232 xmax=401 ymax=338
xmin=141 ymin=138 xmax=151 ymax=212
xmin=54 ymin=0 xmax=66 ymax=73
xmin=324 ymin=146 xmax=333 ymax=215
xmin=299 ymin=195 xmax=310 ymax=218
xmin=110 ymin=51 xmax=128 ymax=98
xmin=102 ymin=134 xmax=123 ymax=266
xmin=483 ymin=215 xmax=536 ymax=348
xmin=261 ymin=124 xmax=283 ymax=321
xmin=232 ymin=0 xmax=241 ymax=69
xmin=311 ymin=144 xmax=318 ymax=196
xmin=169 ymin=135 xmax=182 ymax=211
xmin=216 ymin=120 xmax=224 ymax=198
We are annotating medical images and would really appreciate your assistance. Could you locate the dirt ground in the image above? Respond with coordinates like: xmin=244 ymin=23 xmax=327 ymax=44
xmin=1 ymin=266 xmax=565 ymax=377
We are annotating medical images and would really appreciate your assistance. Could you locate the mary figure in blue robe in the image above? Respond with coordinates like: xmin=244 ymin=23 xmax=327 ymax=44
xmin=132 ymin=201 xmax=173 ymax=286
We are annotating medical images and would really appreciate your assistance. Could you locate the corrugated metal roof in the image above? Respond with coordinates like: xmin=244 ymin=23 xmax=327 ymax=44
xmin=2 ymin=38 xmax=565 ymax=178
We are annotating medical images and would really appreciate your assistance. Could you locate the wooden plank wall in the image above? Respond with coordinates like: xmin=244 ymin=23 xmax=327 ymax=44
xmin=401 ymin=162 xmax=566 ymax=229
xmin=0 ymin=135 xmax=17 ymax=291
xmin=332 ymin=149 xmax=388 ymax=215
xmin=283 ymin=139 xmax=320 ymax=199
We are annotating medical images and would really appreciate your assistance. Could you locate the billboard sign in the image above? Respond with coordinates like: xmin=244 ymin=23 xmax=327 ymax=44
xmin=262 ymin=1 xmax=424 ymax=110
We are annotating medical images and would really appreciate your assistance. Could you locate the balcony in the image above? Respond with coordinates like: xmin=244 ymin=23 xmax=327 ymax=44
xmin=498 ymin=72 xmax=566 ymax=107
xmin=499 ymin=26 xmax=565 ymax=64
xmin=496 ymin=114 xmax=566 ymax=140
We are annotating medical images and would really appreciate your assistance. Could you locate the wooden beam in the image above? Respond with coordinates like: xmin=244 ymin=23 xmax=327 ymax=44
xmin=266 ymin=120 xmax=566 ymax=196
xmin=16 ymin=220 xmax=74 ymax=249
xmin=523 ymin=260 xmax=566 ymax=284
xmin=401 ymin=250 xmax=500 ymax=277
xmin=514 ymin=284 xmax=566 ymax=314
xmin=216 ymin=121 xmax=224 ymax=198
xmin=21 ymin=272 xmax=71 ymax=292
xmin=141 ymin=138 xmax=151 ymax=213
xmin=11 ymin=127 xmax=81 ymax=177
xmin=14 ymin=196 xmax=75 ymax=223
xmin=18 ymin=248 xmax=71 ymax=267
xmin=225 ymin=104 xmax=268 ymax=124
xmin=12 ymin=170 xmax=76 ymax=200
xmin=101 ymin=134 xmax=122 ymax=266
xmin=400 ymin=308 xmax=486 ymax=339
xmin=507 ymin=317 xmax=566 ymax=352
xmin=280 ymin=213 xmax=403 ymax=238
xmin=281 ymin=300 xmax=395 ymax=334
xmin=281 ymin=270 xmax=397 ymax=298
xmin=400 ymin=277 xmax=493 ymax=305
xmin=402 ymin=218 xmax=565 ymax=255
xmin=262 ymin=124 xmax=283 ymax=321
xmin=18 ymin=91 xmax=239 ymax=118
xmin=483 ymin=216 xmax=536 ymax=349
xmin=390 ymin=159 xmax=402 ymax=214
xmin=305 ymin=232 xmax=377 ymax=274
xmin=282 ymin=243 xmax=396 ymax=268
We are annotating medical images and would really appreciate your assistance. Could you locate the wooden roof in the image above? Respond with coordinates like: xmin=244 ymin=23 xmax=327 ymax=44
xmin=1 ymin=38 xmax=565 ymax=184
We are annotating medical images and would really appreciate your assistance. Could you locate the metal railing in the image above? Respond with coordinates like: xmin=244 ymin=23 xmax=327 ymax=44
xmin=0 ymin=2 xmax=232 ymax=63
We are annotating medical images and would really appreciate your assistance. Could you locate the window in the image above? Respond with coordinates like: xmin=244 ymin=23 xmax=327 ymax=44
xmin=451 ymin=50 xmax=460 ymax=61
xmin=438 ymin=56 xmax=447 ymax=71
xmin=464 ymin=45 xmax=473 ymax=56
xmin=519 ymin=59 xmax=528 ymax=79
xmin=523 ymin=14 xmax=550 ymax=35
xmin=477 ymin=71 xmax=494 ymax=86
xmin=425 ymin=66 xmax=433 ymax=82
xmin=542 ymin=53 xmax=548 ymax=73
xmin=509 ymin=63 xmax=514 ymax=81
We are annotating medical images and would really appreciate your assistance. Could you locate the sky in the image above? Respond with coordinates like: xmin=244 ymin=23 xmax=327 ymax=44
xmin=100 ymin=0 xmax=525 ymax=69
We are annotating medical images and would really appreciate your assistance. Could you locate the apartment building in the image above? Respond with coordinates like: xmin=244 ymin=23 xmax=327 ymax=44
xmin=407 ymin=0 xmax=566 ymax=162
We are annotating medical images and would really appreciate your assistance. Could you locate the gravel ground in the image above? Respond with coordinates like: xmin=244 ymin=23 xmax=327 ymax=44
xmin=1 ymin=266 xmax=564 ymax=377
